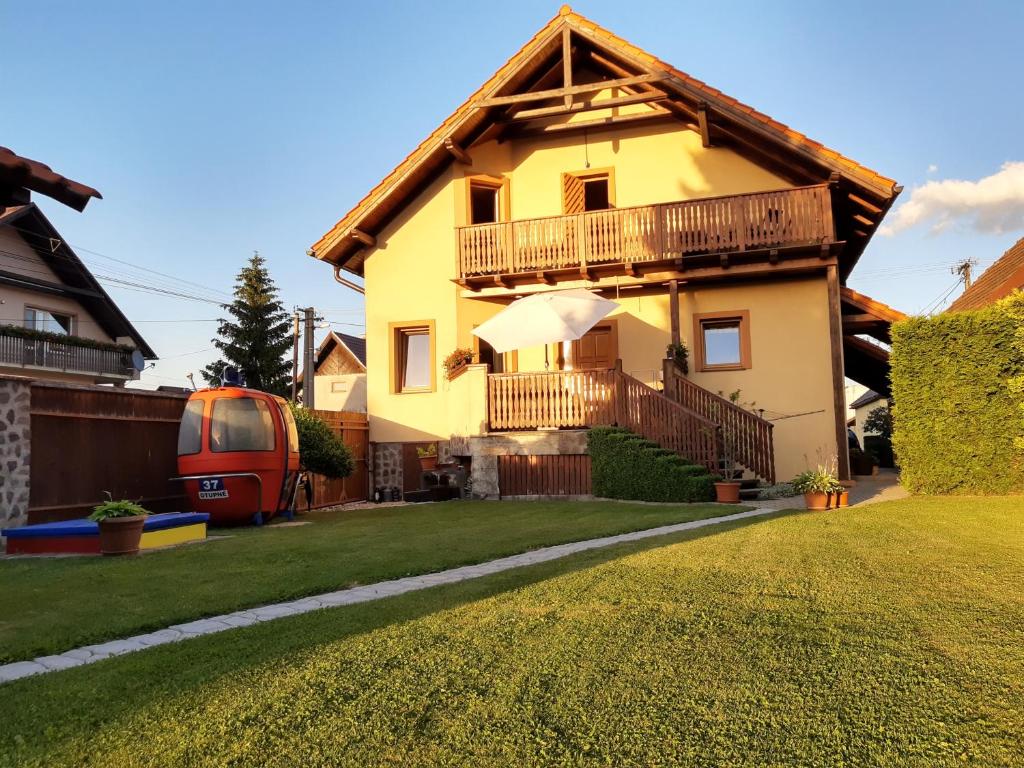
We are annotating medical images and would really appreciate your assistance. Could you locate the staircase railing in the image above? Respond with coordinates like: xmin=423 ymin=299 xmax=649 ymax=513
xmin=662 ymin=361 xmax=775 ymax=483
xmin=487 ymin=367 xmax=719 ymax=473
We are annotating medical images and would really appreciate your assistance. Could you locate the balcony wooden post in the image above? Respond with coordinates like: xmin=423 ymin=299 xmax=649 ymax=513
xmin=668 ymin=278 xmax=680 ymax=346
xmin=732 ymin=196 xmax=746 ymax=252
xmin=504 ymin=221 xmax=514 ymax=274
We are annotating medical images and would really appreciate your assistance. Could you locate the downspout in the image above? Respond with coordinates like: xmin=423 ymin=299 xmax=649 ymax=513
xmin=333 ymin=265 xmax=365 ymax=295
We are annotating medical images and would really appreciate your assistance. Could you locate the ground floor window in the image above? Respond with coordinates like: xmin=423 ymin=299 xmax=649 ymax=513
xmin=391 ymin=321 xmax=435 ymax=393
xmin=693 ymin=310 xmax=751 ymax=371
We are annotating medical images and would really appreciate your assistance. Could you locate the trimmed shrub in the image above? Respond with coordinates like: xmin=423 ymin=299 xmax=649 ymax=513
xmin=588 ymin=426 xmax=716 ymax=503
xmin=288 ymin=403 xmax=355 ymax=479
xmin=890 ymin=292 xmax=1024 ymax=494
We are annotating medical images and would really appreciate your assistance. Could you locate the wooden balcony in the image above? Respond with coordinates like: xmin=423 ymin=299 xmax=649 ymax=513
xmin=0 ymin=330 xmax=135 ymax=380
xmin=457 ymin=184 xmax=835 ymax=288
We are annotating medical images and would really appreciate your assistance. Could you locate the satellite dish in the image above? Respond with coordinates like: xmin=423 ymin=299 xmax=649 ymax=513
xmin=130 ymin=350 xmax=146 ymax=372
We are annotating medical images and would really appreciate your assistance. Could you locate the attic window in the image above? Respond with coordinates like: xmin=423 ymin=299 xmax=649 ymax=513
xmin=467 ymin=176 xmax=506 ymax=225
xmin=25 ymin=307 xmax=73 ymax=335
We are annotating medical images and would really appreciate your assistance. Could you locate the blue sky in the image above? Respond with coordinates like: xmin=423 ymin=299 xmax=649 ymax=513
xmin=3 ymin=0 xmax=1022 ymax=389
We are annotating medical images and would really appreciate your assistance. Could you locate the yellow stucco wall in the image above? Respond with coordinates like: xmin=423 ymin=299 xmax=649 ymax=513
xmin=359 ymin=119 xmax=836 ymax=478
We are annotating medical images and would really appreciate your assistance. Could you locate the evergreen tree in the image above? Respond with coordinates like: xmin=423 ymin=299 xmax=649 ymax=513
xmin=203 ymin=252 xmax=292 ymax=395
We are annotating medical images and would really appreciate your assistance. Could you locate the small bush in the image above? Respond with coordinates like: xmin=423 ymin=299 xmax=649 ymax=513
xmin=288 ymin=403 xmax=354 ymax=479
xmin=589 ymin=426 xmax=715 ymax=503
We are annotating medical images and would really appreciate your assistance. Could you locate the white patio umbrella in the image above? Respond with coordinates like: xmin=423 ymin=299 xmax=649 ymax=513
xmin=472 ymin=288 xmax=618 ymax=354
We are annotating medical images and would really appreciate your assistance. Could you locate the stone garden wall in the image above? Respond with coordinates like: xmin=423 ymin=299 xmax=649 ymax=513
xmin=0 ymin=377 xmax=32 ymax=531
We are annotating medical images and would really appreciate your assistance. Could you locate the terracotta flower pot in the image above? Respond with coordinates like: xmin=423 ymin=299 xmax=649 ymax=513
xmin=831 ymin=490 xmax=850 ymax=508
xmin=97 ymin=515 xmax=147 ymax=556
xmin=803 ymin=491 xmax=829 ymax=511
xmin=419 ymin=455 xmax=438 ymax=472
xmin=714 ymin=481 xmax=741 ymax=503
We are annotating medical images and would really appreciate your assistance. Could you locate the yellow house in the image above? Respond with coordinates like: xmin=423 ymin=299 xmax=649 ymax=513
xmin=309 ymin=7 xmax=905 ymax=496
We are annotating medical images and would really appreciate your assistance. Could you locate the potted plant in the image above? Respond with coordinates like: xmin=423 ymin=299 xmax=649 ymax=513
xmin=417 ymin=443 xmax=438 ymax=471
xmin=713 ymin=426 xmax=742 ymax=503
xmin=89 ymin=500 xmax=149 ymax=556
xmin=442 ymin=348 xmax=474 ymax=380
xmin=792 ymin=464 xmax=842 ymax=511
xmin=666 ymin=341 xmax=689 ymax=374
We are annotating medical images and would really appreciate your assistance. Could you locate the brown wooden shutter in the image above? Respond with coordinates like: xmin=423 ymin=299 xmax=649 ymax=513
xmin=562 ymin=172 xmax=585 ymax=215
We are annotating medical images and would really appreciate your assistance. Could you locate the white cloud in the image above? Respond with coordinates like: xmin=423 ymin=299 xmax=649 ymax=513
xmin=927 ymin=164 xmax=938 ymax=174
xmin=880 ymin=161 xmax=1024 ymax=236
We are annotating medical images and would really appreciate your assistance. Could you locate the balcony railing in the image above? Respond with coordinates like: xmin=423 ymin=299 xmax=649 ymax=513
xmin=0 ymin=331 xmax=134 ymax=378
xmin=457 ymin=184 xmax=834 ymax=280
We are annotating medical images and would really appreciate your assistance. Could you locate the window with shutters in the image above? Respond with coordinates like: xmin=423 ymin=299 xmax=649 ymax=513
xmin=561 ymin=168 xmax=615 ymax=214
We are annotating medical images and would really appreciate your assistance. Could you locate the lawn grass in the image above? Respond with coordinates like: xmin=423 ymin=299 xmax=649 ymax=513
xmin=2 ymin=496 xmax=1022 ymax=767
xmin=0 ymin=499 xmax=733 ymax=663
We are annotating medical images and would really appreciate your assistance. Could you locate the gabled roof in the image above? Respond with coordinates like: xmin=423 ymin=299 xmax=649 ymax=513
xmin=297 ymin=331 xmax=366 ymax=383
xmin=0 ymin=203 xmax=155 ymax=358
xmin=0 ymin=146 xmax=102 ymax=212
xmin=947 ymin=237 xmax=1024 ymax=312
xmin=311 ymin=6 xmax=900 ymax=279
xmin=850 ymin=389 xmax=884 ymax=410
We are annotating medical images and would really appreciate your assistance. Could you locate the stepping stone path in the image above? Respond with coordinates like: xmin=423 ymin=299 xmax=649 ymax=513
xmin=0 ymin=507 xmax=774 ymax=685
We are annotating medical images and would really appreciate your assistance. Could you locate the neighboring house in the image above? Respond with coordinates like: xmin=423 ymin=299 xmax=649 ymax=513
xmin=947 ymin=236 xmax=1024 ymax=312
xmin=849 ymin=389 xmax=888 ymax=446
xmin=309 ymin=8 xmax=905 ymax=494
xmin=0 ymin=147 xmax=154 ymax=385
xmin=298 ymin=331 xmax=367 ymax=412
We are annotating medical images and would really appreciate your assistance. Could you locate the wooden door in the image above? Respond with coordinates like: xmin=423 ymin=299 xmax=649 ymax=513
xmin=571 ymin=323 xmax=617 ymax=370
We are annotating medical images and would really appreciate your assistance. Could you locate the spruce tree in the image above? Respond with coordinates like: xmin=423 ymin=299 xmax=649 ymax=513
xmin=202 ymin=252 xmax=292 ymax=395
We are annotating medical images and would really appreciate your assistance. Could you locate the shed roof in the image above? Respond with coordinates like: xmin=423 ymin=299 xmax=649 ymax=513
xmin=0 ymin=146 xmax=102 ymax=212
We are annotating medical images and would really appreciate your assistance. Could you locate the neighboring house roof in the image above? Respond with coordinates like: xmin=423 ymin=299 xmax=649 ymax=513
xmin=947 ymin=236 xmax=1024 ymax=312
xmin=0 ymin=203 xmax=156 ymax=358
xmin=297 ymin=331 xmax=367 ymax=383
xmin=0 ymin=146 xmax=102 ymax=212
xmin=311 ymin=6 xmax=900 ymax=280
xmin=850 ymin=389 xmax=884 ymax=410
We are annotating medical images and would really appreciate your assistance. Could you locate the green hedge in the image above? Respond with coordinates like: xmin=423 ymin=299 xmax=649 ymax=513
xmin=588 ymin=426 xmax=716 ymax=502
xmin=890 ymin=293 xmax=1024 ymax=494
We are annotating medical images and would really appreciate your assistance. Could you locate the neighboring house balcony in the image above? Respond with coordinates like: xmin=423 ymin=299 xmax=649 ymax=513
xmin=456 ymin=184 xmax=836 ymax=291
xmin=0 ymin=328 xmax=136 ymax=382
xmin=448 ymin=363 xmax=775 ymax=484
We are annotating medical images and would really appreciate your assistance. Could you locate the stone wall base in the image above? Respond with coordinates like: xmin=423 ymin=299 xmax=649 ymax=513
xmin=452 ymin=430 xmax=589 ymax=499
xmin=0 ymin=377 xmax=32 ymax=532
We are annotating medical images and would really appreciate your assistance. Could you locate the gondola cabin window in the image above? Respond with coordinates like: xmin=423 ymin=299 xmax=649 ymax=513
xmin=210 ymin=397 xmax=276 ymax=452
xmin=177 ymin=398 xmax=204 ymax=455
xmin=391 ymin=321 xmax=435 ymax=393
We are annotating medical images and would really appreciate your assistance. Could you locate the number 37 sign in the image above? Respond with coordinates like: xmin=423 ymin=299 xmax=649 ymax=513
xmin=197 ymin=477 xmax=229 ymax=500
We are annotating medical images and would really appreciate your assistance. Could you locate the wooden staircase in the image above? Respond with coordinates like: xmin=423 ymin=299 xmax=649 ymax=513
xmin=485 ymin=364 xmax=775 ymax=483
xmin=662 ymin=361 xmax=776 ymax=484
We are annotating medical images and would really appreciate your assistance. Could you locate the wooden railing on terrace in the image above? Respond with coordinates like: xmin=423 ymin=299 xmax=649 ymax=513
xmin=0 ymin=331 xmax=134 ymax=378
xmin=487 ymin=368 xmax=719 ymax=473
xmin=663 ymin=363 xmax=775 ymax=483
xmin=458 ymin=184 xmax=834 ymax=279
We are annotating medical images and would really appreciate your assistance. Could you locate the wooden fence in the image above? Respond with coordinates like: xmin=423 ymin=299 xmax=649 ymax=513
xmin=498 ymin=455 xmax=592 ymax=497
xmin=28 ymin=382 xmax=190 ymax=523
xmin=300 ymin=410 xmax=369 ymax=508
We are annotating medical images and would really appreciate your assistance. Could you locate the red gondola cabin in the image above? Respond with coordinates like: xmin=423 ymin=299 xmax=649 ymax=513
xmin=176 ymin=387 xmax=300 ymax=525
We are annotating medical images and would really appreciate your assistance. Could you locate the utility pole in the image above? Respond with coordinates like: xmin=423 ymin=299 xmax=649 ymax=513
xmin=303 ymin=307 xmax=316 ymax=410
xmin=290 ymin=310 xmax=300 ymax=401
xmin=953 ymin=259 xmax=978 ymax=291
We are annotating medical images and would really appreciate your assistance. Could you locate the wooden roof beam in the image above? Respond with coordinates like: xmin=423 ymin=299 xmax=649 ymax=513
xmin=697 ymin=102 xmax=712 ymax=148
xmin=562 ymin=27 xmax=573 ymax=109
xmin=849 ymin=192 xmax=884 ymax=216
xmin=504 ymin=109 xmax=675 ymax=140
xmin=498 ymin=91 xmax=668 ymax=124
xmin=475 ymin=72 xmax=670 ymax=108
xmin=350 ymin=229 xmax=376 ymax=248
xmin=443 ymin=138 xmax=472 ymax=165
